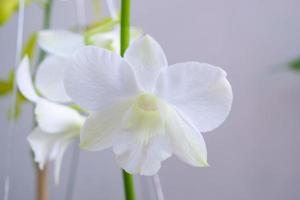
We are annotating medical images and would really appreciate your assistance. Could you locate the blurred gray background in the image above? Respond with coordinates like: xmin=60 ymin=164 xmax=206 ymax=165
xmin=1 ymin=0 xmax=300 ymax=199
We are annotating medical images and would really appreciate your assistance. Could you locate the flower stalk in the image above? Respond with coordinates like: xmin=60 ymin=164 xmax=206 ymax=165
xmin=37 ymin=0 xmax=53 ymax=64
xmin=36 ymin=0 xmax=53 ymax=200
xmin=120 ymin=0 xmax=136 ymax=199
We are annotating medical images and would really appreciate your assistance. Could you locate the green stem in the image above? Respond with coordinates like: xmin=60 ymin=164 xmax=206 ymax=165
xmin=120 ymin=0 xmax=130 ymax=56
xmin=37 ymin=0 xmax=53 ymax=64
xmin=120 ymin=0 xmax=135 ymax=200
xmin=122 ymin=170 xmax=135 ymax=200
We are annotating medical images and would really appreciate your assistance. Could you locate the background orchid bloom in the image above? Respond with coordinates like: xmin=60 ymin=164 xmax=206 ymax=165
xmin=35 ymin=25 xmax=142 ymax=100
xmin=28 ymin=99 xmax=84 ymax=184
xmin=64 ymin=35 xmax=233 ymax=175
xmin=17 ymin=56 xmax=71 ymax=103
xmin=38 ymin=26 xmax=142 ymax=58
xmin=16 ymin=56 xmax=85 ymax=183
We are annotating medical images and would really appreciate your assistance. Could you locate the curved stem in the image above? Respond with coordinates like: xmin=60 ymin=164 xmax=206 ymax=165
xmin=120 ymin=0 xmax=135 ymax=199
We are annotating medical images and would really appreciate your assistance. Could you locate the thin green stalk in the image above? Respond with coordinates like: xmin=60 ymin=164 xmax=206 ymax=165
xmin=120 ymin=0 xmax=135 ymax=200
xmin=122 ymin=170 xmax=135 ymax=200
xmin=37 ymin=0 xmax=53 ymax=64
xmin=120 ymin=0 xmax=130 ymax=56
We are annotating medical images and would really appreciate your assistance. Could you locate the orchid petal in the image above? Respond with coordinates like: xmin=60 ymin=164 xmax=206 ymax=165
xmin=16 ymin=56 xmax=39 ymax=102
xmin=38 ymin=30 xmax=84 ymax=57
xmin=54 ymin=138 xmax=73 ymax=184
xmin=28 ymin=127 xmax=76 ymax=184
xmin=35 ymin=56 xmax=72 ymax=103
xmin=64 ymin=46 xmax=140 ymax=111
xmin=155 ymin=62 xmax=233 ymax=132
xmin=166 ymin=107 xmax=208 ymax=167
xmin=113 ymin=98 xmax=171 ymax=175
xmin=28 ymin=127 xmax=59 ymax=170
xmin=113 ymin=131 xmax=171 ymax=176
xmin=80 ymin=100 xmax=132 ymax=151
xmin=124 ymin=35 xmax=168 ymax=91
xmin=35 ymin=99 xmax=84 ymax=134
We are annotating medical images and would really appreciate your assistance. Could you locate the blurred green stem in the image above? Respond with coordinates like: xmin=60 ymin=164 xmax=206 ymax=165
xmin=37 ymin=0 xmax=53 ymax=64
xmin=120 ymin=0 xmax=135 ymax=200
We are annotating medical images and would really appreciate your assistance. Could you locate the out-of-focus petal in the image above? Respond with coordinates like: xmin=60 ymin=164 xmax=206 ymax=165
xmin=35 ymin=56 xmax=72 ymax=103
xmin=28 ymin=127 xmax=59 ymax=170
xmin=38 ymin=30 xmax=84 ymax=57
xmin=35 ymin=99 xmax=84 ymax=134
xmin=28 ymin=127 xmax=77 ymax=184
xmin=16 ymin=56 xmax=40 ymax=102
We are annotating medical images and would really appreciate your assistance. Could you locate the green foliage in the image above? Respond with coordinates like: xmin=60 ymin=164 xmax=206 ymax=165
xmin=0 ymin=0 xmax=19 ymax=26
xmin=0 ymin=0 xmax=32 ymax=26
xmin=22 ymin=32 xmax=37 ymax=61
xmin=288 ymin=57 xmax=300 ymax=71
xmin=84 ymin=17 xmax=119 ymax=45
xmin=0 ymin=69 xmax=14 ymax=96
xmin=0 ymin=70 xmax=28 ymax=120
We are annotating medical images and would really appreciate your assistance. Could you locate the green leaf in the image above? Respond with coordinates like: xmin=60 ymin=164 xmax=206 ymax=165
xmin=22 ymin=32 xmax=37 ymax=61
xmin=7 ymin=91 xmax=28 ymax=120
xmin=288 ymin=57 xmax=300 ymax=71
xmin=0 ymin=0 xmax=19 ymax=26
xmin=0 ymin=69 xmax=14 ymax=96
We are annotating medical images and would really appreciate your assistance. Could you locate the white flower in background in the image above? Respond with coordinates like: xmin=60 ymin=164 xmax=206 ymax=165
xmin=64 ymin=35 xmax=233 ymax=175
xmin=36 ymin=24 xmax=142 ymax=98
xmin=16 ymin=56 xmax=85 ymax=183
xmin=38 ymin=25 xmax=142 ymax=58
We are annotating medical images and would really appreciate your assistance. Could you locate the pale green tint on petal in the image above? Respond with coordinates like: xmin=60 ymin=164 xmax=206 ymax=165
xmin=166 ymin=107 xmax=208 ymax=167
xmin=124 ymin=35 xmax=168 ymax=91
xmin=80 ymin=100 xmax=133 ymax=151
xmin=113 ymin=131 xmax=171 ymax=176
xmin=155 ymin=62 xmax=233 ymax=132
xmin=35 ymin=99 xmax=84 ymax=134
xmin=35 ymin=56 xmax=72 ymax=103
xmin=64 ymin=46 xmax=140 ymax=111
xmin=113 ymin=94 xmax=171 ymax=175
xmin=16 ymin=56 xmax=40 ymax=102
xmin=38 ymin=30 xmax=84 ymax=57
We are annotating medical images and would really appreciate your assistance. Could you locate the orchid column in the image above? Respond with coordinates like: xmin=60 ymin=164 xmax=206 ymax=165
xmin=120 ymin=0 xmax=136 ymax=200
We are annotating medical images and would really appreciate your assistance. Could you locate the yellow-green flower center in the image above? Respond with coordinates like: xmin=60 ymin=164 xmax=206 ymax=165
xmin=123 ymin=94 xmax=165 ymax=133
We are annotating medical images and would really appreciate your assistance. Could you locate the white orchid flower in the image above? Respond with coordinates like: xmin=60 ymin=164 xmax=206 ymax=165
xmin=35 ymin=26 xmax=141 ymax=95
xmin=16 ymin=56 xmax=85 ymax=183
xmin=64 ymin=35 xmax=233 ymax=175
xmin=38 ymin=26 xmax=142 ymax=58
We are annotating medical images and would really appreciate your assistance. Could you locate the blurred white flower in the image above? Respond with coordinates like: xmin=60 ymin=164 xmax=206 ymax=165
xmin=16 ymin=57 xmax=85 ymax=183
xmin=64 ymin=35 xmax=233 ymax=175
xmin=38 ymin=26 xmax=142 ymax=57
